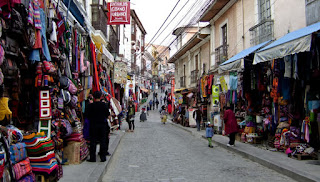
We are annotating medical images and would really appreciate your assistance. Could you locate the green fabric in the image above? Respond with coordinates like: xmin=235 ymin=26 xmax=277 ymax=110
xmin=208 ymin=138 xmax=212 ymax=146
xmin=129 ymin=107 xmax=134 ymax=116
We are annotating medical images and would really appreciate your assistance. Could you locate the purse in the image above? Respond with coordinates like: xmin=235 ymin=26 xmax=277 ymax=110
xmin=13 ymin=158 xmax=32 ymax=180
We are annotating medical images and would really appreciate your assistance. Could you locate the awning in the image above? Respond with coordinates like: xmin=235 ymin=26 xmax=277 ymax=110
xmin=63 ymin=0 xmax=85 ymax=27
xmin=174 ymin=88 xmax=186 ymax=93
xmin=253 ymin=22 xmax=320 ymax=65
xmin=219 ymin=40 xmax=271 ymax=73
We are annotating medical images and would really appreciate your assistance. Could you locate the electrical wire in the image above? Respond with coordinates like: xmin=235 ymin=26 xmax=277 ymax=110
xmin=145 ymin=0 xmax=182 ymax=48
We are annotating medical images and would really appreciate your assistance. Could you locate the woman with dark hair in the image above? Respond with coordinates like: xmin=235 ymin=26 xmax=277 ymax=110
xmin=223 ymin=105 xmax=238 ymax=147
xmin=127 ymin=101 xmax=135 ymax=132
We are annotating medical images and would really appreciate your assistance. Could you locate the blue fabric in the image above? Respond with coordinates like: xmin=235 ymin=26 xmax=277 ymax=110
xmin=282 ymin=78 xmax=290 ymax=100
xmin=206 ymin=127 xmax=214 ymax=138
xmin=229 ymin=75 xmax=238 ymax=90
xmin=40 ymin=9 xmax=51 ymax=61
xmin=29 ymin=49 xmax=40 ymax=62
xmin=221 ymin=40 xmax=271 ymax=66
xmin=259 ymin=21 xmax=320 ymax=52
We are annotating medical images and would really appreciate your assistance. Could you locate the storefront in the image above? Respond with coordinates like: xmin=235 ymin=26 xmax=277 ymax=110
xmin=0 ymin=0 xmax=110 ymax=180
xmin=217 ymin=22 xmax=320 ymax=159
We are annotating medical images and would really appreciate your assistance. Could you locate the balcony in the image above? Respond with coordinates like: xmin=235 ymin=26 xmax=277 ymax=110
xmin=191 ymin=70 xmax=198 ymax=84
xmin=215 ymin=44 xmax=228 ymax=64
xmin=91 ymin=4 xmax=108 ymax=37
xmin=249 ymin=19 xmax=274 ymax=46
xmin=180 ymin=76 xmax=186 ymax=88
xmin=109 ymin=25 xmax=119 ymax=55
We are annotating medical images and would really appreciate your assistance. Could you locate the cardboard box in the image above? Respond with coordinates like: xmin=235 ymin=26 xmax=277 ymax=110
xmin=63 ymin=142 xmax=81 ymax=164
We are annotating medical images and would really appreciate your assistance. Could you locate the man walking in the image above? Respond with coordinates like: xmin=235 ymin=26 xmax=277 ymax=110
xmin=87 ymin=91 xmax=110 ymax=162
xmin=193 ymin=107 xmax=202 ymax=131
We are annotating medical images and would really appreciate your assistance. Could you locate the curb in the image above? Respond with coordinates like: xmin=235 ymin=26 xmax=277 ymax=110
xmin=87 ymin=131 xmax=125 ymax=182
xmin=170 ymin=122 xmax=318 ymax=182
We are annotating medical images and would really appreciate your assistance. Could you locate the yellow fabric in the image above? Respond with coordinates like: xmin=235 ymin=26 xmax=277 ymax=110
xmin=0 ymin=97 xmax=12 ymax=121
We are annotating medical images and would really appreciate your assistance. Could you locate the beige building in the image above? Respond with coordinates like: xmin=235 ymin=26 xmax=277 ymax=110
xmin=199 ymin=0 xmax=306 ymax=70
xmin=168 ymin=26 xmax=211 ymax=91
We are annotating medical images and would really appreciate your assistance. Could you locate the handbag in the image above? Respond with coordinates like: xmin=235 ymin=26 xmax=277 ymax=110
xmin=13 ymin=158 xmax=32 ymax=180
xmin=9 ymin=143 xmax=27 ymax=164
xmin=59 ymin=76 xmax=70 ymax=89
xmin=68 ymin=79 xmax=78 ymax=94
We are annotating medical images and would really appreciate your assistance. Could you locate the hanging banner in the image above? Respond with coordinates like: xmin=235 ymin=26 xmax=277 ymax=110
xmin=107 ymin=2 xmax=130 ymax=25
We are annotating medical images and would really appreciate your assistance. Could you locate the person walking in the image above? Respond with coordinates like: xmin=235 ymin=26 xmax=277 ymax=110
xmin=127 ymin=101 xmax=136 ymax=132
xmin=160 ymin=105 xmax=168 ymax=124
xmin=160 ymin=96 xmax=163 ymax=105
xmin=193 ymin=107 xmax=202 ymax=131
xmin=206 ymin=123 xmax=214 ymax=148
xmin=86 ymin=91 xmax=110 ymax=162
xmin=223 ymin=105 xmax=238 ymax=147
xmin=156 ymin=99 xmax=159 ymax=109
xmin=152 ymin=100 xmax=155 ymax=110
xmin=140 ymin=107 xmax=147 ymax=122
xmin=149 ymin=99 xmax=153 ymax=111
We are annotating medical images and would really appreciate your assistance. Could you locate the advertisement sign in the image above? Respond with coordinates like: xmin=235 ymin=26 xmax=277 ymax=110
xmin=107 ymin=2 xmax=130 ymax=25
xmin=114 ymin=61 xmax=127 ymax=84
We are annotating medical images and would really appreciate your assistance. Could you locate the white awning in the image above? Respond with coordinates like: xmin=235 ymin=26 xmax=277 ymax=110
xmin=253 ymin=22 xmax=320 ymax=65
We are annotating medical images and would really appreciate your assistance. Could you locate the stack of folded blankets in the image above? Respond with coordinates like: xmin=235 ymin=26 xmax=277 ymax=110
xmin=22 ymin=132 xmax=58 ymax=175
xmin=9 ymin=142 xmax=35 ymax=181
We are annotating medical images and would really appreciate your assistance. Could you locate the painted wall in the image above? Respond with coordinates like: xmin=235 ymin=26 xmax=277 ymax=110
xmin=273 ymin=0 xmax=306 ymax=39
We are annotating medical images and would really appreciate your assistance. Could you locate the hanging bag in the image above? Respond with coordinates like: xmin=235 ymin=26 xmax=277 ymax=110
xmin=12 ymin=158 xmax=32 ymax=180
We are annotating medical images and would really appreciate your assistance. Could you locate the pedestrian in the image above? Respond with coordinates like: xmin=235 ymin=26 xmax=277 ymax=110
xmin=86 ymin=91 xmax=110 ymax=162
xmin=149 ymin=99 xmax=153 ymax=111
xmin=160 ymin=105 xmax=168 ymax=124
xmin=165 ymin=90 xmax=168 ymax=95
xmin=156 ymin=99 xmax=159 ymax=109
xmin=160 ymin=96 xmax=163 ymax=104
xmin=140 ymin=107 xmax=147 ymax=122
xmin=223 ymin=105 xmax=238 ymax=147
xmin=193 ymin=107 xmax=202 ymax=131
xmin=206 ymin=122 xmax=214 ymax=148
xmin=127 ymin=101 xmax=136 ymax=132
xmin=147 ymin=105 xmax=150 ymax=116
xmin=152 ymin=100 xmax=155 ymax=110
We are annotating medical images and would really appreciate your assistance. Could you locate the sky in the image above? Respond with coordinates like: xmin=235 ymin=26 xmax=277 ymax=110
xmin=130 ymin=0 xmax=208 ymax=47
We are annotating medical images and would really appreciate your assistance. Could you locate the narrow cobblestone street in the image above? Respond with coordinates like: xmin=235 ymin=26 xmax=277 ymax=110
xmin=102 ymin=105 xmax=296 ymax=182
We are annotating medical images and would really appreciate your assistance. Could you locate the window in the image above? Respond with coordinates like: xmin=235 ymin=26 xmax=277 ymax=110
xmin=258 ymin=0 xmax=271 ymax=21
xmin=131 ymin=24 xmax=135 ymax=34
xmin=195 ymin=54 xmax=199 ymax=71
xmin=221 ymin=24 xmax=227 ymax=46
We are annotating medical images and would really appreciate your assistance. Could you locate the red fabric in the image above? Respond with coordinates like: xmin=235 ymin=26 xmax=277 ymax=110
xmin=223 ymin=109 xmax=238 ymax=135
xmin=168 ymin=104 xmax=172 ymax=114
xmin=90 ymin=42 xmax=100 ymax=93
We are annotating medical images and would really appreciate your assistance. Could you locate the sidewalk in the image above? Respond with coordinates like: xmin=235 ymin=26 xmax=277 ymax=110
xmin=169 ymin=118 xmax=320 ymax=182
xmin=59 ymin=129 xmax=125 ymax=182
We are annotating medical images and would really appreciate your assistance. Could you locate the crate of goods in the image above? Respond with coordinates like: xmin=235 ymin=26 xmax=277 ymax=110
xmin=63 ymin=142 xmax=81 ymax=164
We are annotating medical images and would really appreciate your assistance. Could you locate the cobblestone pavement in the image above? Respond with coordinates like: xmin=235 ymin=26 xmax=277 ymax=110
xmin=102 ymin=106 xmax=296 ymax=182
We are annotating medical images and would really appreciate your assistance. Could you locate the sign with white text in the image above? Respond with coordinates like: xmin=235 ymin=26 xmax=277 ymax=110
xmin=107 ymin=2 xmax=130 ymax=25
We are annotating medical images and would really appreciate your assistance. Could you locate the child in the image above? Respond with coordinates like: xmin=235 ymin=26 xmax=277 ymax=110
xmin=140 ymin=107 xmax=147 ymax=122
xmin=160 ymin=106 xmax=168 ymax=124
xmin=206 ymin=122 xmax=214 ymax=148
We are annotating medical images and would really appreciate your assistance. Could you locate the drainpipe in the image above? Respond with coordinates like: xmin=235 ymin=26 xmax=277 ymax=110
xmin=242 ymin=0 xmax=245 ymax=50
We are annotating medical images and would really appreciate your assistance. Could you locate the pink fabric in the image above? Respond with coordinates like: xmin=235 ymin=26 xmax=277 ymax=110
xmin=223 ymin=109 xmax=238 ymax=135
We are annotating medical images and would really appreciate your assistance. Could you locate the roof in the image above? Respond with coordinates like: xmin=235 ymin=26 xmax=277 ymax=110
xmin=199 ymin=0 xmax=231 ymax=22
xmin=131 ymin=9 xmax=147 ymax=35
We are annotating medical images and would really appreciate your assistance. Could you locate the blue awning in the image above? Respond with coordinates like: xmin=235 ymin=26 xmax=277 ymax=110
xmin=218 ymin=40 xmax=271 ymax=73
xmin=254 ymin=21 xmax=320 ymax=64
xmin=63 ymin=0 xmax=85 ymax=27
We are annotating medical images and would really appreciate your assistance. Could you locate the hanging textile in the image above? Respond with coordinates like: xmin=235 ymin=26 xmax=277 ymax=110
xmin=90 ymin=42 xmax=100 ymax=93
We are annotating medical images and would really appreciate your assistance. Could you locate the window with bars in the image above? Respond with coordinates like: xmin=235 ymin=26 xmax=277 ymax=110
xmin=258 ymin=0 xmax=271 ymax=21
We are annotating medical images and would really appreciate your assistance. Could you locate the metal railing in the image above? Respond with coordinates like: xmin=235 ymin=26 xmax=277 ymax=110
xmin=191 ymin=70 xmax=198 ymax=84
xmin=109 ymin=25 xmax=119 ymax=54
xmin=249 ymin=19 xmax=274 ymax=46
xmin=215 ymin=44 xmax=228 ymax=64
xmin=91 ymin=4 xmax=108 ymax=37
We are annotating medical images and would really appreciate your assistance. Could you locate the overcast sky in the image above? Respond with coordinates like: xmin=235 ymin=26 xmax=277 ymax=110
xmin=130 ymin=0 xmax=207 ymax=46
